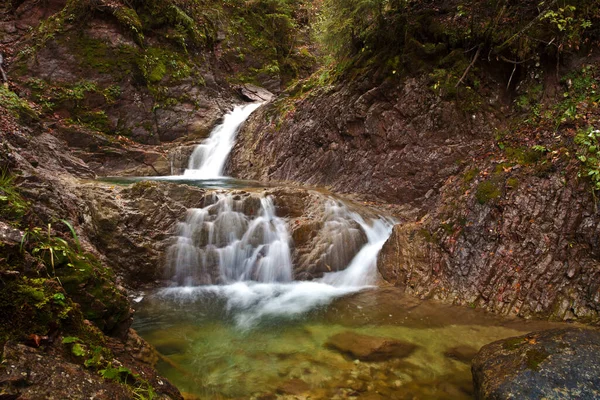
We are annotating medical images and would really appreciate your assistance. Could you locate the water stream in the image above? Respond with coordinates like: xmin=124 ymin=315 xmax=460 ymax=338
xmin=131 ymin=104 xmax=570 ymax=399
xmin=184 ymin=103 xmax=262 ymax=179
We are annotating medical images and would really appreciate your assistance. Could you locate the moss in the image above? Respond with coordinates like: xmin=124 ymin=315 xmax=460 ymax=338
xmin=71 ymin=111 xmax=111 ymax=132
xmin=504 ymin=147 xmax=542 ymax=165
xmin=476 ymin=179 xmax=502 ymax=205
xmin=113 ymin=6 xmax=144 ymax=45
xmin=507 ymin=177 xmax=519 ymax=189
xmin=0 ymin=276 xmax=79 ymax=345
xmin=502 ymin=337 xmax=525 ymax=351
xmin=70 ymin=34 xmax=138 ymax=77
xmin=525 ymin=348 xmax=550 ymax=371
xmin=463 ymin=168 xmax=479 ymax=184
xmin=0 ymin=86 xmax=39 ymax=123
xmin=135 ymin=46 xmax=197 ymax=93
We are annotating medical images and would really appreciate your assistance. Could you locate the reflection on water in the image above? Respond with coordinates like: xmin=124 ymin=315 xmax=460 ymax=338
xmin=133 ymin=287 xmax=569 ymax=399
xmin=100 ymin=176 xmax=272 ymax=191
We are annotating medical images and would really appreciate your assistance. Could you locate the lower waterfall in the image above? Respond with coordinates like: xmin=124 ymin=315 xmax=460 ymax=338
xmin=160 ymin=192 xmax=394 ymax=327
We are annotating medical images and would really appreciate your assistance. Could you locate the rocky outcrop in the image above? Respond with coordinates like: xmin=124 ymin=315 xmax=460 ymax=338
xmin=377 ymin=168 xmax=600 ymax=324
xmin=0 ymin=335 xmax=183 ymax=400
xmin=269 ymin=188 xmax=370 ymax=280
xmin=228 ymin=76 xmax=499 ymax=204
xmin=472 ymin=328 xmax=600 ymax=399
xmin=0 ymin=113 xmax=183 ymax=399
xmin=14 ymin=22 xmax=230 ymax=145
xmin=79 ymin=181 xmax=207 ymax=286
xmin=78 ymin=182 xmax=374 ymax=286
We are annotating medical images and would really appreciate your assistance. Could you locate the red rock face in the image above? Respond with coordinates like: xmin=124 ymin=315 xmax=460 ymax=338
xmin=377 ymin=171 xmax=600 ymax=324
xmin=228 ymin=76 xmax=499 ymax=205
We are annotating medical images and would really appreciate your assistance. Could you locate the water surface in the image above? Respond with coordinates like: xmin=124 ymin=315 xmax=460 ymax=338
xmin=133 ymin=287 xmax=569 ymax=399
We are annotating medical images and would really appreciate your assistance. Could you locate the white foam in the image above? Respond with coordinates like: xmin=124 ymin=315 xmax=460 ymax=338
xmin=184 ymin=103 xmax=261 ymax=179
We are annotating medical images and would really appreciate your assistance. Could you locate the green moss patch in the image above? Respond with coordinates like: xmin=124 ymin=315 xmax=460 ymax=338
xmin=525 ymin=348 xmax=550 ymax=371
xmin=476 ymin=179 xmax=503 ymax=205
xmin=0 ymin=86 xmax=39 ymax=123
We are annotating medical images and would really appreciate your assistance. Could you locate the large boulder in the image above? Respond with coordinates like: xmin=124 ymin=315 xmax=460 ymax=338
xmin=472 ymin=328 xmax=600 ymax=399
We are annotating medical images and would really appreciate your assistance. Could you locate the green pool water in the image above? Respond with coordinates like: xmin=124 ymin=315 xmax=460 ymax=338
xmin=133 ymin=287 xmax=568 ymax=399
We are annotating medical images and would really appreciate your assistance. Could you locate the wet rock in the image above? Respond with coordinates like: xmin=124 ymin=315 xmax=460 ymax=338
xmin=55 ymin=125 xmax=171 ymax=177
xmin=377 ymin=172 xmax=600 ymax=323
xmin=237 ymin=84 xmax=274 ymax=102
xmin=325 ymin=331 xmax=418 ymax=361
xmin=444 ymin=345 xmax=478 ymax=364
xmin=80 ymin=181 xmax=207 ymax=286
xmin=168 ymin=145 xmax=198 ymax=175
xmin=268 ymin=188 xmax=370 ymax=279
xmin=472 ymin=328 xmax=600 ymax=399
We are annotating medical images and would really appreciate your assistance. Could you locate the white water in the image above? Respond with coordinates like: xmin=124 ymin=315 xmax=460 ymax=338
xmin=166 ymin=193 xmax=293 ymax=286
xmin=183 ymin=103 xmax=261 ymax=179
xmin=162 ymin=195 xmax=394 ymax=327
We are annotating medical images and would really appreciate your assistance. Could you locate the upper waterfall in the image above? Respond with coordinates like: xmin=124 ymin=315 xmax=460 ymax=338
xmin=183 ymin=103 xmax=261 ymax=179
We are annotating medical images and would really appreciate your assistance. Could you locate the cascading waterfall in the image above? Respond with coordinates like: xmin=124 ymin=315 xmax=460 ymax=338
xmin=161 ymin=193 xmax=394 ymax=327
xmin=155 ymin=100 xmax=395 ymax=327
xmin=166 ymin=193 xmax=293 ymax=286
xmin=183 ymin=103 xmax=261 ymax=178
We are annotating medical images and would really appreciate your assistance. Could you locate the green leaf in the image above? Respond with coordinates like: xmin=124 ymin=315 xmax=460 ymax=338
xmin=71 ymin=343 xmax=86 ymax=357
xmin=62 ymin=336 xmax=81 ymax=344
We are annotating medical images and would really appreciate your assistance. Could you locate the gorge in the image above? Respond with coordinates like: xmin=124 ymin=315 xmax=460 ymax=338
xmin=1 ymin=0 xmax=600 ymax=399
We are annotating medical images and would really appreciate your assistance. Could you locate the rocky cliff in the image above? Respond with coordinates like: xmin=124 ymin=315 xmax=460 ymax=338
xmin=228 ymin=75 xmax=499 ymax=205
xmin=227 ymin=2 xmax=600 ymax=324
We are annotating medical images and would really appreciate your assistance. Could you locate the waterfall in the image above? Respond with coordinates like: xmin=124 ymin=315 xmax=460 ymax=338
xmin=183 ymin=103 xmax=261 ymax=178
xmin=161 ymin=193 xmax=394 ymax=327
xmin=320 ymin=203 xmax=392 ymax=287
xmin=166 ymin=192 xmax=293 ymax=286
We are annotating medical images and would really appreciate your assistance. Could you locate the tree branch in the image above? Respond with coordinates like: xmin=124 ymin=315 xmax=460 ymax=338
xmin=0 ymin=53 xmax=8 ymax=88
xmin=455 ymin=45 xmax=482 ymax=88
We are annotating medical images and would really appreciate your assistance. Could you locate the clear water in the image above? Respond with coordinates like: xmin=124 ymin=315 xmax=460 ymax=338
xmin=133 ymin=287 xmax=569 ymax=399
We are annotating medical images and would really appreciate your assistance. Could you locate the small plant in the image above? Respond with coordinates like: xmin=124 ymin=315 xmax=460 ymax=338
xmin=20 ymin=220 xmax=83 ymax=278
xmin=575 ymin=126 xmax=600 ymax=192
xmin=100 ymin=363 xmax=134 ymax=383
xmin=0 ymin=169 xmax=29 ymax=223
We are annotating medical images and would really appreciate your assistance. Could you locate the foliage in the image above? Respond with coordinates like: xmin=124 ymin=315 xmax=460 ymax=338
xmin=0 ymin=169 xmax=29 ymax=224
xmin=575 ymin=127 xmax=600 ymax=191
xmin=0 ymin=86 xmax=39 ymax=122
xmin=316 ymin=0 xmax=599 ymax=78
xmin=113 ymin=6 xmax=144 ymax=45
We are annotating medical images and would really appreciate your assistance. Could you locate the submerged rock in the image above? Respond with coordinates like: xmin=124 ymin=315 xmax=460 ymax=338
xmin=276 ymin=378 xmax=311 ymax=395
xmin=472 ymin=328 xmax=600 ymax=399
xmin=325 ymin=331 xmax=418 ymax=361
xmin=444 ymin=345 xmax=479 ymax=364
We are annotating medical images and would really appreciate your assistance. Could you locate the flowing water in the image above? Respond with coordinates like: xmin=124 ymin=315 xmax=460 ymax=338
xmin=184 ymin=103 xmax=262 ymax=179
xmin=131 ymin=104 xmax=571 ymax=399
